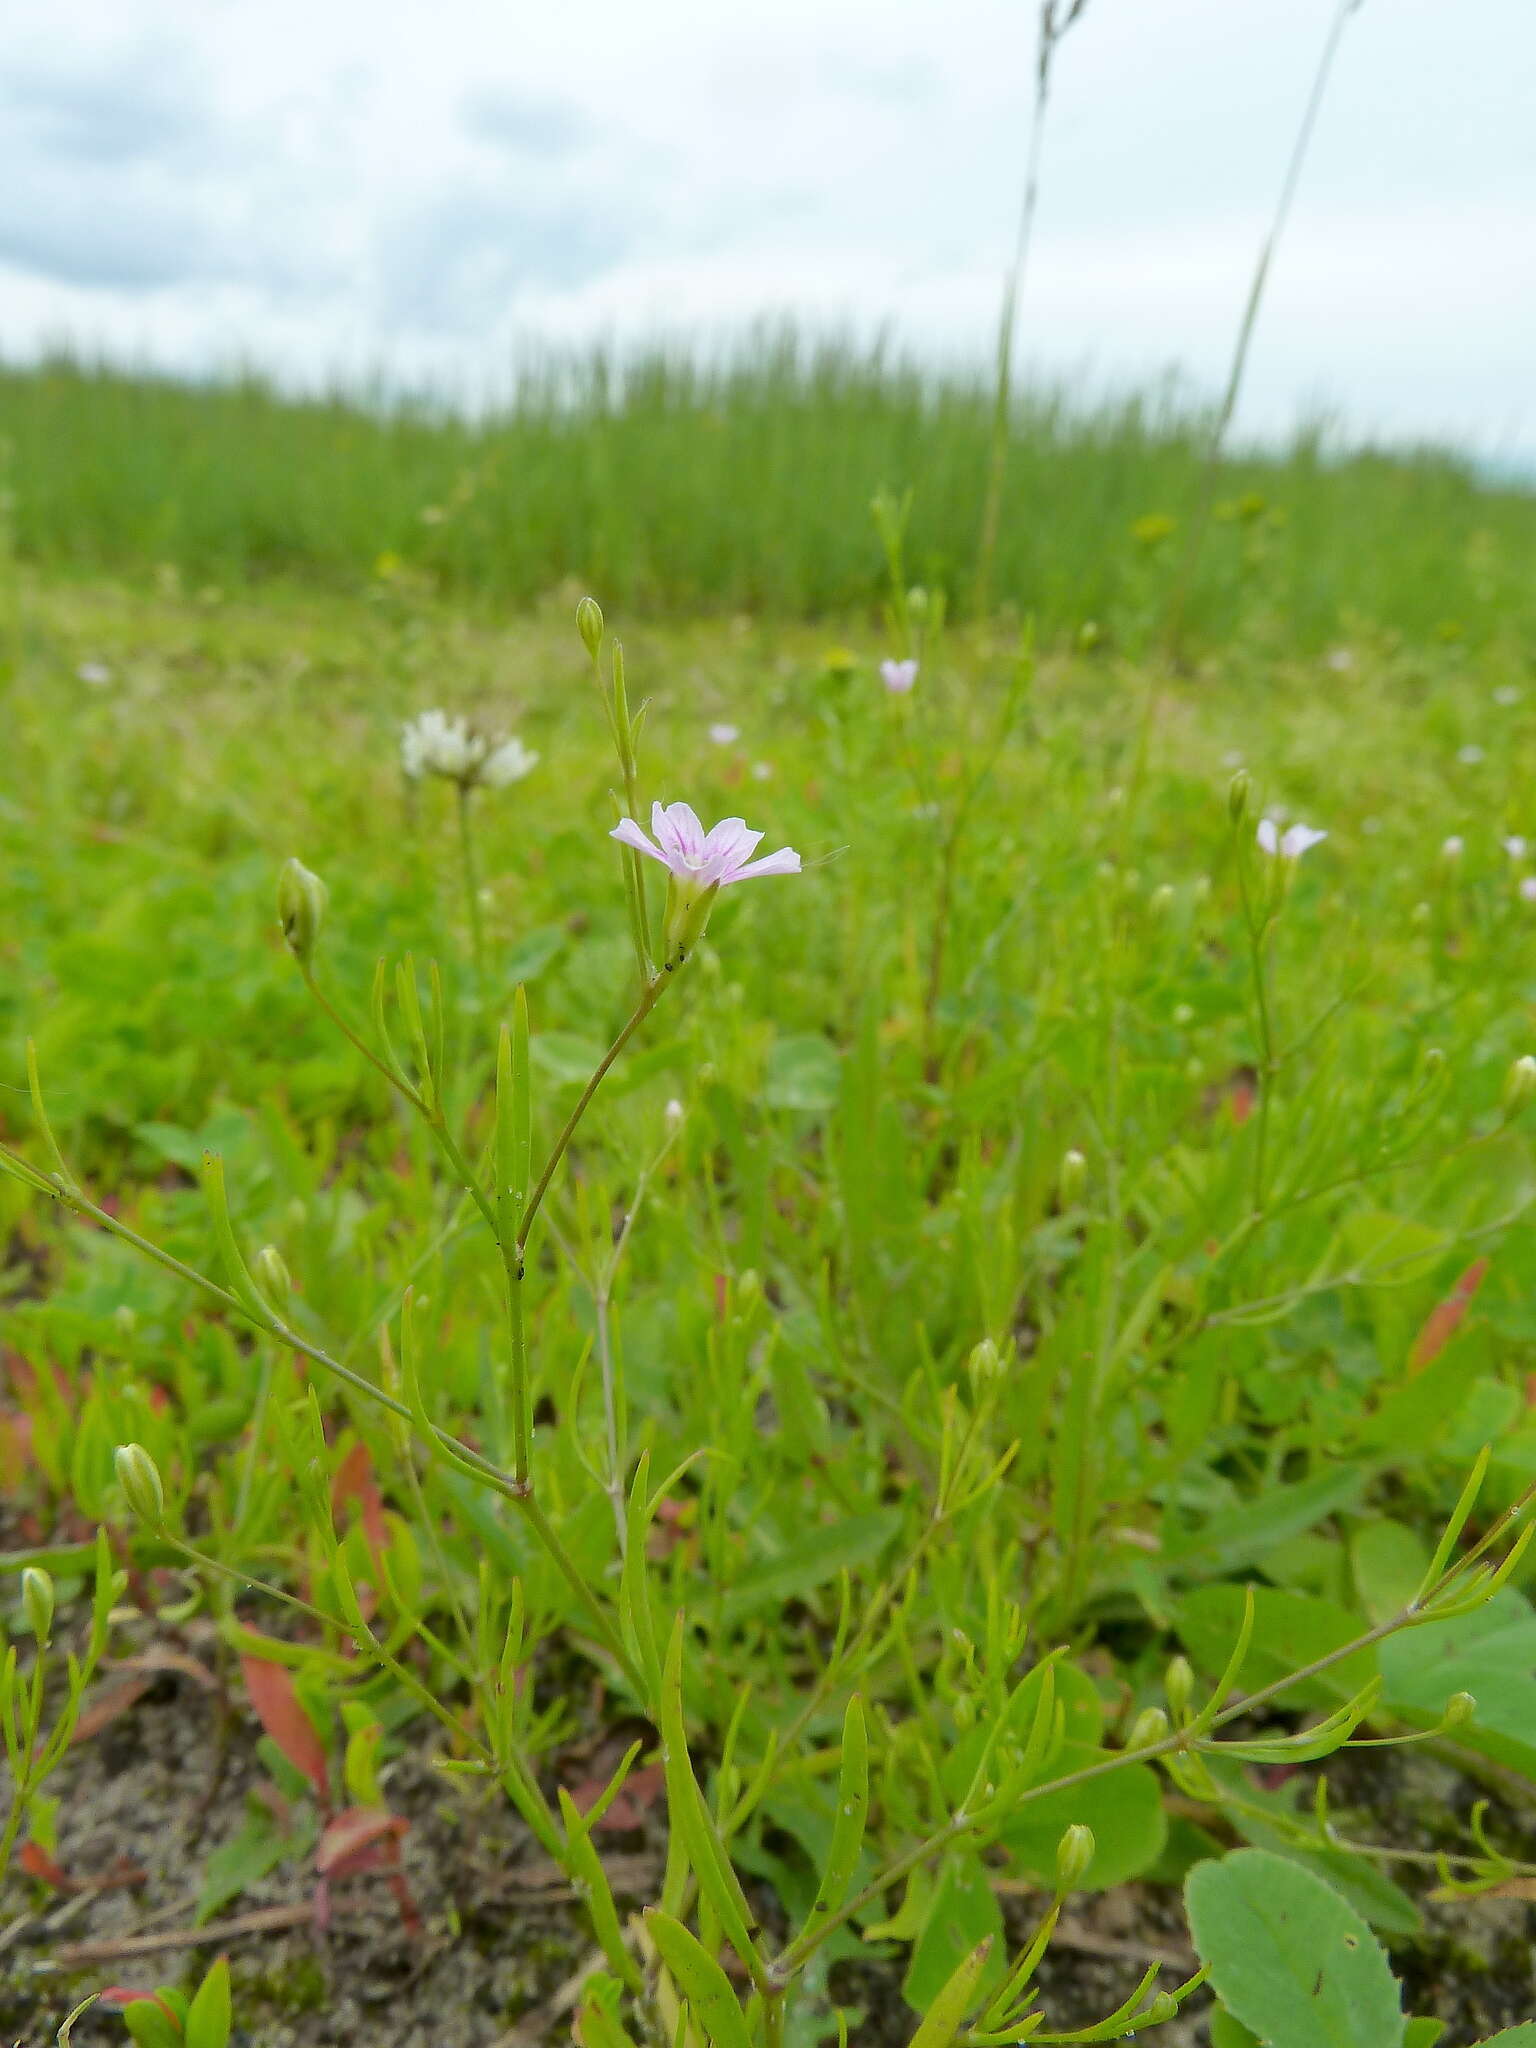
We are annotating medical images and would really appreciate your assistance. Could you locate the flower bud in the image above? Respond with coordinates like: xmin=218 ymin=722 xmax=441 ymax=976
xmin=1128 ymin=1705 xmax=1169 ymax=1749
xmin=664 ymin=1098 xmax=685 ymax=1132
xmin=1059 ymin=1148 xmax=1087 ymax=1207
xmin=1055 ymin=1823 xmax=1096 ymax=1890
xmin=252 ymin=1245 xmax=292 ymax=1318
xmin=1502 ymin=1055 xmax=1536 ymax=1120
xmin=1165 ymin=1654 xmax=1195 ymax=1719
xmin=1228 ymin=769 xmax=1251 ymax=823
xmin=966 ymin=1338 xmax=1004 ymax=1391
xmin=576 ymin=595 xmax=604 ymax=659
xmin=1140 ymin=1993 xmax=1178 ymax=2025
xmin=906 ymin=585 xmax=929 ymax=623
xmin=114 ymin=1442 xmax=165 ymax=1526
xmin=1443 ymin=1690 xmax=1476 ymax=1728
xmin=1149 ymin=882 xmax=1175 ymax=919
xmin=277 ymin=857 xmax=327 ymax=968
xmin=21 ymin=1566 xmax=54 ymax=1645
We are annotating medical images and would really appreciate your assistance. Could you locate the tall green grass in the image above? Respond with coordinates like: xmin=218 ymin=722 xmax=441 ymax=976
xmin=5 ymin=335 xmax=1533 ymax=648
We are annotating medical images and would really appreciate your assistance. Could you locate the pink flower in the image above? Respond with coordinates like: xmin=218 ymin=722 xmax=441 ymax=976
xmin=1521 ymin=877 xmax=1536 ymax=905
xmin=880 ymin=658 xmax=918 ymax=695
xmin=1257 ymin=818 xmax=1327 ymax=860
xmin=611 ymin=801 xmax=802 ymax=887
xmin=611 ymin=802 xmax=802 ymax=968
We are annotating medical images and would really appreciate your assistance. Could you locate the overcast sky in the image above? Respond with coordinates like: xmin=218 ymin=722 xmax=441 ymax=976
xmin=3 ymin=0 xmax=1533 ymax=459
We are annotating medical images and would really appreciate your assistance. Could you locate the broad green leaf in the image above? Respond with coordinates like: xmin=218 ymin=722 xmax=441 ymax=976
xmin=765 ymin=1033 xmax=842 ymax=1112
xmin=902 ymin=1847 xmax=1004 ymax=2012
xmin=1472 ymin=2030 xmax=1536 ymax=2046
xmin=1210 ymin=2010 xmax=1262 ymax=2048
xmin=185 ymin=1958 xmax=232 ymax=2048
xmin=1186 ymin=1848 xmax=1405 ymax=2048
xmin=1175 ymin=1585 xmax=1377 ymax=1708
xmin=1350 ymin=1519 xmax=1430 ymax=1627
xmin=1403 ymin=2022 xmax=1447 ymax=2047
xmin=940 ymin=1659 xmax=1100 ymax=1806
xmin=1165 ymin=1466 xmax=1367 ymax=1578
xmin=1379 ymin=1588 xmax=1536 ymax=1764
xmin=717 ymin=1509 xmax=901 ymax=1627
xmin=996 ymin=1744 xmax=1166 ymax=1890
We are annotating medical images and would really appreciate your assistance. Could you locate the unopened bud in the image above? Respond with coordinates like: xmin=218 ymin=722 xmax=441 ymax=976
xmin=1443 ymin=1690 xmax=1476 ymax=1728
xmin=576 ymin=595 xmax=604 ymax=659
xmin=252 ymin=1245 xmax=292 ymax=1317
xmin=1228 ymin=769 xmax=1251 ymax=823
xmin=1503 ymin=1055 xmax=1536 ymax=1119
xmin=966 ymin=1338 xmax=1004 ymax=1391
xmin=1421 ymin=1047 xmax=1446 ymax=1078
xmin=114 ymin=1442 xmax=165 ymax=1526
xmin=1059 ymin=1148 xmax=1087 ymax=1207
xmin=906 ymin=585 xmax=929 ymax=623
xmin=1055 ymin=1823 xmax=1096 ymax=1889
xmin=664 ymin=1098 xmax=685 ymax=1131
xmin=735 ymin=1269 xmax=763 ymax=1310
xmin=1165 ymin=1654 xmax=1195 ymax=1719
xmin=1141 ymin=1993 xmax=1178 ymax=2025
xmin=277 ymin=857 xmax=327 ymax=967
xmin=1128 ymin=1705 xmax=1169 ymax=1749
xmin=1149 ymin=883 xmax=1175 ymax=919
xmin=21 ymin=1566 xmax=54 ymax=1645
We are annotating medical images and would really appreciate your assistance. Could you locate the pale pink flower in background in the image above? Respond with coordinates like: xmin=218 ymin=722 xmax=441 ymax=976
xmin=1257 ymin=818 xmax=1327 ymax=860
xmin=708 ymin=722 xmax=740 ymax=746
xmin=1521 ymin=877 xmax=1536 ymax=904
xmin=750 ymin=761 xmax=774 ymax=781
xmin=611 ymin=801 xmax=801 ymax=888
xmin=1503 ymin=836 xmax=1528 ymax=860
xmin=880 ymin=658 xmax=918 ymax=695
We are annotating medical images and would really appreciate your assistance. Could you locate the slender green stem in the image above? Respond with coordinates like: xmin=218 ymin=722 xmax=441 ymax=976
xmin=301 ymin=966 xmax=427 ymax=1114
xmin=503 ymin=1247 xmax=533 ymax=1489
xmin=1236 ymin=851 xmax=1278 ymax=1211
xmin=517 ymin=975 xmax=668 ymax=1253
xmin=456 ymin=782 xmax=487 ymax=988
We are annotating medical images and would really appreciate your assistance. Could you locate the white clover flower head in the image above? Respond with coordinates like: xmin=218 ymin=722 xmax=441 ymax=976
xmin=1257 ymin=818 xmax=1327 ymax=861
xmin=1503 ymin=836 xmax=1528 ymax=860
xmin=708 ymin=722 xmax=740 ymax=746
xmin=401 ymin=709 xmax=536 ymax=791
xmin=478 ymin=736 xmax=539 ymax=787
xmin=880 ymin=657 xmax=919 ymax=695
xmin=1458 ymin=744 xmax=1486 ymax=766
xmin=611 ymin=801 xmax=802 ymax=968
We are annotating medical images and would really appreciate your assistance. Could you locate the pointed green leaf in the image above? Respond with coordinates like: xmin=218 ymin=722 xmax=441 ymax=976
xmin=644 ymin=1909 xmax=754 ymax=2048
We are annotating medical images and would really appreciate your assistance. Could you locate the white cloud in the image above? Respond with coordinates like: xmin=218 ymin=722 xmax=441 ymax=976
xmin=0 ymin=0 xmax=1530 ymax=458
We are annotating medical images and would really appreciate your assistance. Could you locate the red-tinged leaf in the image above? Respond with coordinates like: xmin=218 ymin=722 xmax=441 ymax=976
xmin=20 ymin=1840 xmax=68 ymax=1888
xmin=71 ymin=1677 xmax=153 ymax=1745
xmin=1409 ymin=1258 xmax=1489 ymax=1374
xmin=240 ymin=1648 xmax=329 ymax=1799
xmin=330 ymin=1439 xmax=389 ymax=1558
xmin=314 ymin=1806 xmax=409 ymax=1877
xmin=569 ymin=1761 xmax=665 ymax=1833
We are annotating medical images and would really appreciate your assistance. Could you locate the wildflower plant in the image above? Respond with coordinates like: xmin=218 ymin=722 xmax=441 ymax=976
xmin=7 ymin=588 xmax=1536 ymax=2048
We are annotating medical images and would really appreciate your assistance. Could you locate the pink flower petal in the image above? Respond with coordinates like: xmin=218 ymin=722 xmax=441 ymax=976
xmin=611 ymin=818 xmax=669 ymax=865
xmin=722 ymin=847 xmax=802 ymax=884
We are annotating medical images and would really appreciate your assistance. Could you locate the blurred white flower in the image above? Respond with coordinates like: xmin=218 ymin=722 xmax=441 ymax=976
xmin=1521 ymin=877 xmax=1536 ymax=904
xmin=76 ymin=661 xmax=113 ymax=687
xmin=750 ymin=761 xmax=774 ymax=782
xmin=1458 ymin=744 xmax=1486 ymax=766
xmin=1493 ymin=686 xmax=1522 ymax=707
xmin=1257 ymin=818 xmax=1327 ymax=860
xmin=1441 ymin=835 xmax=1464 ymax=860
xmin=1325 ymin=648 xmax=1355 ymax=672
xmin=401 ymin=709 xmax=538 ymax=791
xmin=708 ymin=722 xmax=740 ymax=746
xmin=1503 ymin=836 xmax=1528 ymax=860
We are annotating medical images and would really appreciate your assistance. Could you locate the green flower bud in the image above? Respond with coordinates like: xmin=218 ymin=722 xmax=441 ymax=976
xmin=1502 ymin=1055 xmax=1536 ymax=1120
xmin=114 ymin=1442 xmax=165 ymax=1526
xmin=576 ymin=595 xmax=604 ymax=659
xmin=1141 ymin=1993 xmax=1179 ymax=2025
xmin=252 ymin=1245 xmax=292 ymax=1318
xmin=1055 ymin=1822 xmax=1096 ymax=1890
xmin=906 ymin=585 xmax=929 ymax=622
xmin=1149 ymin=882 xmax=1176 ymax=919
xmin=966 ymin=1338 xmax=1004 ymax=1391
xmin=1059 ymin=1148 xmax=1087 ymax=1207
xmin=1165 ymin=1654 xmax=1195 ymax=1719
xmin=1228 ymin=769 xmax=1251 ymax=823
xmin=1443 ymin=1690 xmax=1476 ymax=1728
xmin=277 ymin=857 xmax=328 ymax=968
xmin=1128 ymin=1705 xmax=1170 ymax=1749
xmin=21 ymin=1565 xmax=54 ymax=1645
